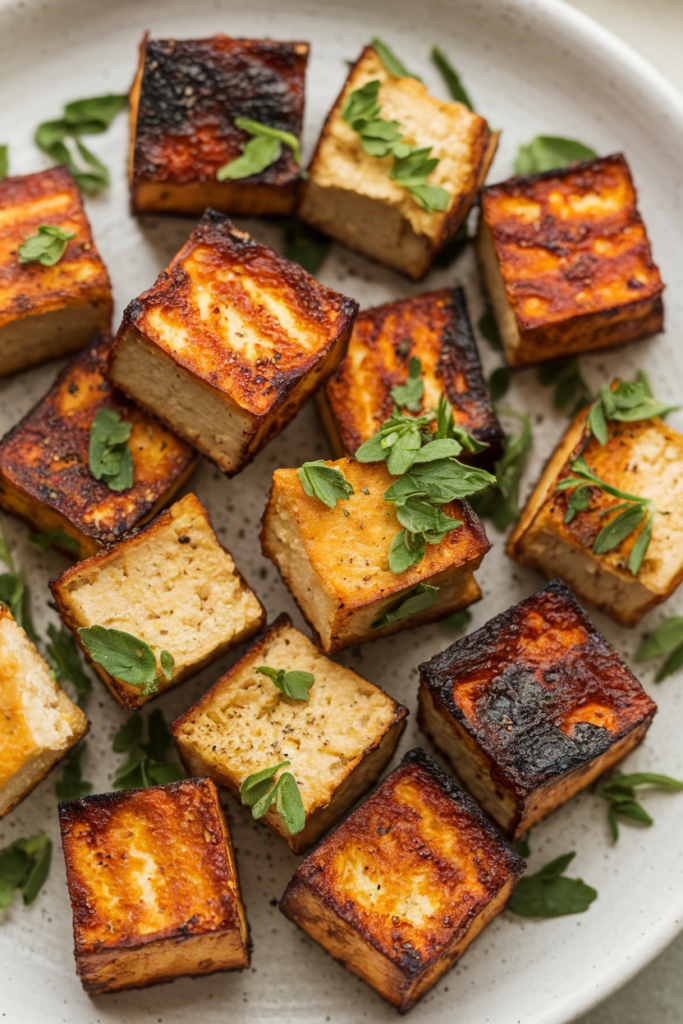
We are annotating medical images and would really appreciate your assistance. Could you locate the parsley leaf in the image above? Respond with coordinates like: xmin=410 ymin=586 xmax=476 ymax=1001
xmin=372 ymin=37 xmax=420 ymax=80
xmin=256 ymin=665 xmax=315 ymax=701
xmin=55 ymin=743 xmax=92 ymax=801
xmin=240 ymin=760 xmax=305 ymax=834
xmin=441 ymin=608 xmax=472 ymax=633
xmin=586 ymin=378 xmax=678 ymax=445
xmin=635 ymin=617 xmax=683 ymax=682
xmin=0 ymin=523 xmax=36 ymax=642
xmin=371 ymin=583 xmax=439 ymax=629
xmin=298 ymin=460 xmax=354 ymax=508
xmin=88 ymin=408 xmax=133 ymax=492
xmin=113 ymin=710 xmax=185 ymax=789
xmin=470 ymin=412 xmax=531 ymax=532
xmin=78 ymin=625 xmax=173 ymax=698
xmin=18 ymin=224 xmax=75 ymax=267
xmin=217 ymin=117 xmax=303 ymax=181
xmin=391 ymin=356 xmax=424 ymax=412
xmin=0 ymin=144 xmax=7 ymax=180
xmin=0 ymin=833 xmax=51 ymax=909
xmin=46 ymin=623 xmax=91 ymax=698
xmin=597 ymin=770 xmax=683 ymax=841
xmin=508 ymin=852 xmax=597 ymax=918
xmin=537 ymin=357 xmax=592 ymax=414
xmin=29 ymin=528 xmax=79 ymax=555
xmin=514 ymin=136 xmax=598 ymax=175
xmin=511 ymin=834 xmax=531 ymax=858
xmin=431 ymin=47 xmax=474 ymax=110
xmin=281 ymin=218 xmax=331 ymax=275
xmin=35 ymin=93 xmax=128 ymax=191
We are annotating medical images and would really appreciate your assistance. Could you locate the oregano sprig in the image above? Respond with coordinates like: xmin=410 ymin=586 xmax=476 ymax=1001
xmin=586 ymin=374 xmax=677 ymax=446
xmin=55 ymin=743 xmax=92 ymax=801
xmin=240 ymin=760 xmax=305 ymax=835
xmin=507 ymin=851 xmax=597 ymax=918
xmin=88 ymin=408 xmax=133 ymax=493
xmin=78 ymin=625 xmax=174 ymax=698
xmin=390 ymin=356 xmax=424 ymax=412
xmin=470 ymin=411 xmax=531 ymax=531
xmin=0 ymin=833 xmax=51 ymax=909
xmin=256 ymin=665 xmax=315 ymax=701
xmin=635 ymin=617 xmax=683 ymax=682
xmin=217 ymin=117 xmax=304 ymax=181
xmin=371 ymin=582 xmax=439 ymax=629
xmin=35 ymin=93 xmax=128 ymax=191
xmin=112 ymin=710 xmax=185 ymax=789
xmin=372 ymin=38 xmax=420 ymax=80
xmin=597 ymin=771 xmax=683 ymax=841
xmin=514 ymin=136 xmax=597 ymax=175
xmin=297 ymin=460 xmax=354 ymax=508
xmin=18 ymin=225 xmax=75 ymax=267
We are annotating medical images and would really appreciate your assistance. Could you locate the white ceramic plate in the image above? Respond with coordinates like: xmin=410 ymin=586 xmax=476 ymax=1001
xmin=2 ymin=1 xmax=683 ymax=1021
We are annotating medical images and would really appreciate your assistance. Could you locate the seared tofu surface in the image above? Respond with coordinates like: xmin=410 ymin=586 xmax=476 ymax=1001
xmin=477 ymin=154 xmax=664 ymax=366
xmin=172 ymin=613 xmax=407 ymax=852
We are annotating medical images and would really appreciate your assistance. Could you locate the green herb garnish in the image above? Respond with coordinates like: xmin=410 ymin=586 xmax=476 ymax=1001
xmin=55 ymin=743 xmax=93 ymax=801
xmin=0 ymin=145 xmax=8 ymax=181
xmin=0 ymin=833 xmax=51 ymax=909
xmin=217 ymin=117 xmax=303 ymax=181
xmin=78 ymin=625 xmax=173 ymax=698
xmin=586 ymin=375 xmax=677 ymax=446
xmin=371 ymin=582 xmax=439 ymax=629
xmin=635 ymin=617 xmax=683 ymax=682
xmin=36 ymin=93 xmax=128 ymax=191
xmin=488 ymin=366 xmax=510 ymax=402
xmin=18 ymin=225 xmax=75 ymax=267
xmin=508 ymin=851 xmax=597 ymax=918
xmin=256 ymin=665 xmax=315 ymax=701
xmin=441 ymin=608 xmax=472 ymax=633
xmin=46 ymin=623 xmax=91 ymax=698
xmin=0 ymin=523 xmax=36 ymax=642
xmin=478 ymin=307 xmax=503 ymax=352
xmin=281 ymin=219 xmax=332 ymax=275
xmin=372 ymin=37 xmax=420 ymax=79
xmin=88 ymin=408 xmax=133 ymax=493
xmin=297 ymin=460 xmax=354 ymax=508
xmin=514 ymin=136 xmax=598 ymax=175
xmin=29 ymin=528 xmax=79 ymax=555
xmin=597 ymin=771 xmax=683 ymax=841
xmin=113 ymin=709 xmax=185 ymax=789
xmin=537 ymin=357 xmax=592 ymax=415
xmin=431 ymin=47 xmax=473 ymax=109
xmin=390 ymin=356 xmax=424 ymax=412
xmin=240 ymin=760 xmax=305 ymax=835
xmin=511 ymin=834 xmax=531 ymax=858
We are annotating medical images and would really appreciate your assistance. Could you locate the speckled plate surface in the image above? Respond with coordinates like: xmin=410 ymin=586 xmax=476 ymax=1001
xmin=1 ymin=0 xmax=683 ymax=1021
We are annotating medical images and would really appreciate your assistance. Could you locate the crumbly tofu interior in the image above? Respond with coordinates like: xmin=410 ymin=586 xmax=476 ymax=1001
xmin=175 ymin=625 xmax=400 ymax=813
xmin=0 ymin=613 xmax=85 ymax=814
xmin=476 ymin=218 xmax=521 ymax=362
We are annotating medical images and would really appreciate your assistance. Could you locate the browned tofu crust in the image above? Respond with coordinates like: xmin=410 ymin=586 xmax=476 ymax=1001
xmin=129 ymin=34 xmax=308 ymax=215
xmin=0 ymin=332 xmax=196 ymax=558
xmin=280 ymin=748 xmax=523 ymax=1012
xmin=324 ymin=287 xmax=503 ymax=466
xmin=480 ymin=154 xmax=664 ymax=364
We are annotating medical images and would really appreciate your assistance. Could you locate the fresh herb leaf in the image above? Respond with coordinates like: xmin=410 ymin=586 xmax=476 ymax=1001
xmin=78 ymin=625 xmax=172 ymax=697
xmin=256 ymin=666 xmax=315 ymax=701
xmin=0 ymin=527 xmax=37 ymax=642
xmin=537 ymin=357 xmax=592 ymax=414
xmin=635 ymin=617 xmax=683 ymax=682
xmin=383 ymin=457 xmax=495 ymax=506
xmin=55 ymin=743 xmax=92 ymax=801
xmin=46 ymin=623 xmax=91 ymax=698
xmin=297 ymin=460 xmax=354 ymax=508
xmin=141 ymin=709 xmax=175 ymax=762
xmin=585 ymin=379 xmax=678 ymax=446
xmin=0 ymin=523 xmax=15 ymax=573
xmin=389 ymin=148 xmax=449 ymax=212
xmin=0 ymin=145 xmax=7 ymax=180
xmin=431 ymin=47 xmax=473 ymax=109
xmin=217 ymin=117 xmax=303 ymax=181
xmin=388 ymin=528 xmax=427 ymax=573
xmin=508 ymin=851 xmax=597 ymax=918
xmin=597 ymin=770 xmax=683 ymax=841
xmin=29 ymin=528 xmax=79 ymax=555
xmin=470 ymin=412 xmax=531 ymax=532
xmin=563 ymin=484 xmax=591 ymax=524
xmin=432 ymin=220 xmax=470 ymax=268
xmin=372 ymin=37 xmax=420 ymax=79
xmin=391 ymin=356 xmax=424 ymax=412
xmin=593 ymin=503 xmax=646 ymax=555
xmin=488 ymin=366 xmax=510 ymax=402
xmin=159 ymin=650 xmax=174 ymax=682
xmin=19 ymin=834 xmax=51 ymax=906
xmin=0 ymin=833 xmax=51 ymax=909
xmin=240 ymin=760 xmax=305 ymax=834
xmin=88 ymin=408 xmax=133 ymax=492
xmin=18 ymin=224 xmax=75 ymax=267
xmin=514 ymin=136 xmax=598 ymax=175
xmin=395 ymin=498 xmax=462 ymax=542
xmin=113 ymin=714 xmax=143 ymax=753
xmin=113 ymin=710 xmax=184 ymax=790
xmin=371 ymin=583 xmax=439 ymax=629
xmin=511 ymin=834 xmax=531 ymax=858
xmin=441 ymin=608 xmax=472 ymax=633
xmin=281 ymin=218 xmax=331 ymax=274
xmin=35 ymin=93 xmax=127 ymax=191
xmin=478 ymin=307 xmax=503 ymax=352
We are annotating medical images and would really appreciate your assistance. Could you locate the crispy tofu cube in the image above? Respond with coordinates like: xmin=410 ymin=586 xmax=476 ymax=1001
xmin=0 ymin=332 xmax=196 ymax=560
xmin=59 ymin=777 xmax=249 ymax=993
xmin=477 ymin=154 xmax=665 ymax=366
xmin=261 ymin=458 xmax=490 ymax=653
xmin=50 ymin=493 xmax=265 ymax=710
xmin=418 ymin=579 xmax=657 ymax=839
xmin=280 ymin=748 xmax=523 ymax=1012
xmin=0 ymin=606 xmax=88 ymax=817
xmin=507 ymin=399 xmax=683 ymax=625
xmin=129 ymin=33 xmax=309 ymax=217
xmin=298 ymin=45 xmax=498 ymax=280
xmin=320 ymin=287 xmax=503 ymax=466
xmin=171 ymin=613 xmax=408 ymax=854
xmin=0 ymin=166 xmax=112 ymax=377
xmin=109 ymin=210 xmax=358 ymax=475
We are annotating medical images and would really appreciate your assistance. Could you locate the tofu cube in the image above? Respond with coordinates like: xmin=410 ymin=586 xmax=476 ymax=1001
xmin=418 ymin=579 xmax=657 ymax=839
xmin=261 ymin=457 xmax=490 ymax=653
xmin=0 ymin=606 xmax=88 ymax=817
xmin=280 ymin=748 xmax=523 ymax=1012
xmin=50 ymin=493 xmax=265 ymax=709
xmin=298 ymin=44 xmax=498 ymax=280
xmin=129 ymin=34 xmax=309 ymax=217
xmin=320 ymin=286 xmax=504 ymax=467
xmin=59 ymin=777 xmax=249 ymax=993
xmin=0 ymin=332 xmax=196 ymax=560
xmin=171 ymin=613 xmax=408 ymax=854
xmin=507 ymin=398 xmax=683 ymax=625
xmin=477 ymin=153 xmax=665 ymax=366
xmin=109 ymin=210 xmax=358 ymax=475
xmin=0 ymin=166 xmax=112 ymax=377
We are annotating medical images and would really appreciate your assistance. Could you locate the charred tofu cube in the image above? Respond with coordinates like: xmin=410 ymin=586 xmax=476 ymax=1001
xmin=59 ymin=777 xmax=249 ymax=993
xmin=280 ymin=748 xmax=523 ymax=1012
xmin=418 ymin=579 xmax=657 ymax=838
xmin=109 ymin=211 xmax=358 ymax=475
xmin=129 ymin=34 xmax=309 ymax=216
xmin=298 ymin=44 xmax=498 ymax=280
xmin=477 ymin=154 xmax=664 ymax=366
xmin=0 ymin=332 xmax=196 ymax=560
xmin=0 ymin=606 xmax=88 ymax=817
xmin=507 ymin=398 xmax=683 ymax=625
xmin=0 ymin=166 xmax=112 ymax=377
xmin=171 ymin=613 xmax=408 ymax=854
xmin=320 ymin=287 xmax=503 ymax=466
xmin=261 ymin=458 xmax=490 ymax=653
xmin=50 ymin=493 xmax=265 ymax=710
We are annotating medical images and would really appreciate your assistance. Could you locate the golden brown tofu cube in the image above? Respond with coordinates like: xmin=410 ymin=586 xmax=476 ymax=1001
xmin=59 ymin=777 xmax=249 ymax=993
xmin=507 ymin=397 xmax=683 ymax=625
xmin=321 ymin=287 xmax=503 ymax=467
xmin=477 ymin=153 xmax=665 ymax=366
xmin=418 ymin=579 xmax=657 ymax=839
xmin=280 ymin=748 xmax=523 ymax=1012
xmin=298 ymin=45 xmax=498 ymax=280
xmin=109 ymin=211 xmax=358 ymax=475
xmin=0 ymin=166 xmax=112 ymax=377
xmin=171 ymin=613 xmax=408 ymax=854
xmin=0 ymin=605 xmax=88 ymax=817
xmin=0 ymin=332 xmax=196 ymax=560
xmin=129 ymin=33 xmax=309 ymax=216
xmin=50 ymin=493 xmax=265 ymax=710
xmin=261 ymin=458 xmax=490 ymax=654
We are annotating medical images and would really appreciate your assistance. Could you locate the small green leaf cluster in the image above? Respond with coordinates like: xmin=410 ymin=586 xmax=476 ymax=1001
xmin=0 ymin=524 xmax=37 ymax=642
xmin=587 ymin=374 xmax=677 ymax=446
xmin=0 ymin=833 xmax=51 ymax=910
xmin=297 ymin=460 xmax=354 ymax=509
xmin=431 ymin=47 xmax=474 ymax=110
xmin=514 ymin=136 xmax=597 ymax=175
xmin=390 ymin=356 xmax=424 ymax=412
xmin=256 ymin=665 xmax=315 ymax=701
xmin=441 ymin=608 xmax=472 ymax=633
xmin=469 ymin=412 xmax=532 ymax=532
xmin=635 ymin=617 xmax=683 ymax=682
xmin=537 ymin=357 xmax=592 ymax=415
xmin=507 ymin=851 xmax=597 ymax=918
xmin=240 ymin=760 xmax=305 ymax=835
xmin=55 ymin=743 xmax=93 ymax=801
xmin=78 ymin=624 xmax=173 ymax=698
xmin=112 ymin=710 xmax=185 ymax=790
xmin=371 ymin=582 xmax=439 ymax=630
xmin=88 ymin=408 xmax=134 ymax=492
xmin=46 ymin=623 xmax=91 ymax=698
xmin=597 ymin=771 xmax=683 ymax=841
xmin=36 ymin=93 xmax=128 ymax=191
xmin=29 ymin=528 xmax=79 ymax=555
xmin=18 ymin=224 xmax=76 ymax=267
xmin=217 ymin=117 xmax=304 ymax=181
xmin=372 ymin=38 xmax=421 ymax=80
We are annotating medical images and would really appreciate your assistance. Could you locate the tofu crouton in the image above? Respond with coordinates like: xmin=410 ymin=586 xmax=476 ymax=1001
xmin=171 ymin=613 xmax=408 ymax=853
xmin=59 ymin=777 xmax=249 ymax=993
xmin=280 ymin=748 xmax=524 ymax=1012
xmin=50 ymin=493 xmax=265 ymax=709
xmin=298 ymin=45 xmax=497 ymax=280
xmin=0 ymin=605 xmax=88 ymax=817
xmin=418 ymin=579 xmax=657 ymax=839
xmin=0 ymin=166 xmax=112 ymax=377
xmin=109 ymin=210 xmax=358 ymax=475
